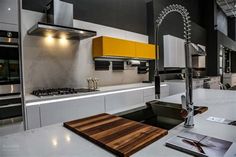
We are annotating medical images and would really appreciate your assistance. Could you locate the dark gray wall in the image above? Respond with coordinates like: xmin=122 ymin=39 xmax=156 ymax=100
xmin=204 ymin=0 xmax=218 ymax=76
xmin=228 ymin=17 xmax=236 ymax=41
xmin=22 ymin=0 xmax=147 ymax=34
xmin=205 ymin=0 xmax=236 ymax=76
xmin=216 ymin=7 xmax=228 ymax=36
xmin=231 ymin=52 xmax=236 ymax=73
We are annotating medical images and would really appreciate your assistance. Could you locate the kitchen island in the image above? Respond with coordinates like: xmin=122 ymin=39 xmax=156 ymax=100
xmin=1 ymin=88 xmax=236 ymax=157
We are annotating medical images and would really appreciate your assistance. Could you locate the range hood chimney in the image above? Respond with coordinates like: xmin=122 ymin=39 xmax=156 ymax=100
xmin=27 ymin=0 xmax=96 ymax=40
xmin=46 ymin=0 xmax=73 ymax=27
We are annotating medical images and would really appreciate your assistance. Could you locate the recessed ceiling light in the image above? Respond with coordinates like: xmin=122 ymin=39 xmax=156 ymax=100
xmin=8 ymin=8 xmax=11 ymax=11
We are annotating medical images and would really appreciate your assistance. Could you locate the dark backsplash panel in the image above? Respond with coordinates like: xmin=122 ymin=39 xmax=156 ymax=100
xmin=22 ymin=0 xmax=147 ymax=34
xmin=95 ymin=61 xmax=110 ymax=71
xmin=112 ymin=61 xmax=124 ymax=71
xmin=138 ymin=62 xmax=149 ymax=74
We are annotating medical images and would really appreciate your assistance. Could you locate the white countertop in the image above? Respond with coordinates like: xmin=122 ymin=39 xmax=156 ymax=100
xmin=224 ymin=73 xmax=236 ymax=77
xmin=25 ymin=83 xmax=168 ymax=106
xmin=1 ymin=88 xmax=236 ymax=157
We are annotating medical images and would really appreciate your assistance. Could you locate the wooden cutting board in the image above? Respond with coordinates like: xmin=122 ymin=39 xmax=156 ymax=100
xmin=64 ymin=113 xmax=168 ymax=157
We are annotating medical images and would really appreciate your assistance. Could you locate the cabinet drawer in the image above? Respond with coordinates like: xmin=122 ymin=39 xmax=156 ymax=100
xmin=26 ymin=105 xmax=41 ymax=130
xmin=143 ymin=87 xmax=155 ymax=97
xmin=144 ymin=95 xmax=155 ymax=102
xmin=135 ymin=42 xmax=156 ymax=59
xmin=105 ymin=90 xmax=144 ymax=113
xmin=93 ymin=36 xmax=136 ymax=58
xmin=160 ymin=85 xmax=170 ymax=98
xmin=40 ymin=96 xmax=105 ymax=127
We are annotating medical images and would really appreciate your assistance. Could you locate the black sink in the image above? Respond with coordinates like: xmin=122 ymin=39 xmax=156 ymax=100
xmin=118 ymin=100 xmax=207 ymax=130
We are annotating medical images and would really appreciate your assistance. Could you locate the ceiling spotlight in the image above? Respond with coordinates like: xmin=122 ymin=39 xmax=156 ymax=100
xmin=79 ymin=31 xmax=85 ymax=34
xmin=8 ymin=8 xmax=11 ymax=11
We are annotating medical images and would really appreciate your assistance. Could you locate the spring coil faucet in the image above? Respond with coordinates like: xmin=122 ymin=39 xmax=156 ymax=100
xmin=154 ymin=4 xmax=194 ymax=128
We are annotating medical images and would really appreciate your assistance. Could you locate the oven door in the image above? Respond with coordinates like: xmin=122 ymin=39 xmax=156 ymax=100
xmin=0 ymin=44 xmax=20 ymax=84
xmin=0 ymin=97 xmax=22 ymax=120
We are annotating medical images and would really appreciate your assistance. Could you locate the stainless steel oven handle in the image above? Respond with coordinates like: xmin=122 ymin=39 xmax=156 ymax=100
xmin=0 ymin=44 xmax=19 ymax=48
xmin=0 ymin=103 xmax=21 ymax=109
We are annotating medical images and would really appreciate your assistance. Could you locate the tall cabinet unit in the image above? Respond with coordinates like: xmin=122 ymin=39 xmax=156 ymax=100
xmin=164 ymin=35 xmax=185 ymax=68
xmin=0 ymin=0 xmax=18 ymax=31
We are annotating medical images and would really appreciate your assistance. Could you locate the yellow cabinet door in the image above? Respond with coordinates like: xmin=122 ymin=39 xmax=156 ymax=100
xmin=93 ymin=36 xmax=136 ymax=58
xmin=135 ymin=42 xmax=157 ymax=60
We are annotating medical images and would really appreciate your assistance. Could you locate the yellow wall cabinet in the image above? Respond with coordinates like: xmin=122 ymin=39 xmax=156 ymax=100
xmin=92 ymin=36 xmax=158 ymax=60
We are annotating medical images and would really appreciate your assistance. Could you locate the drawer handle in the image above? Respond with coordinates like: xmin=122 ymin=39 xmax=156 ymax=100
xmin=0 ymin=104 xmax=21 ymax=109
xmin=0 ymin=44 xmax=18 ymax=48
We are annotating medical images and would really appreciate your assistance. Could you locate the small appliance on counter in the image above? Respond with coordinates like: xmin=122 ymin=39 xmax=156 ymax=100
xmin=87 ymin=77 xmax=99 ymax=90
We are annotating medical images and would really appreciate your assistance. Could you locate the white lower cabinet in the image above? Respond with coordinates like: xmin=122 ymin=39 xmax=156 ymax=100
xmin=166 ymin=82 xmax=186 ymax=95
xmin=39 ymin=95 xmax=105 ymax=127
xmin=143 ymin=87 xmax=155 ymax=102
xmin=25 ymin=86 xmax=171 ymax=130
xmin=143 ymin=85 xmax=169 ymax=102
xmin=160 ymin=84 xmax=170 ymax=98
xmin=105 ymin=90 xmax=144 ymax=113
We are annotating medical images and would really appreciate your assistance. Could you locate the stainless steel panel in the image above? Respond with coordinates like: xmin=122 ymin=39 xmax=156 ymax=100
xmin=54 ymin=0 xmax=73 ymax=27
xmin=0 ymin=84 xmax=20 ymax=95
xmin=0 ymin=116 xmax=22 ymax=126
xmin=27 ymin=22 xmax=97 ymax=40
xmin=0 ymin=37 xmax=18 ymax=45
xmin=192 ymin=56 xmax=206 ymax=68
xmin=0 ymin=103 xmax=21 ymax=109
xmin=0 ymin=44 xmax=18 ymax=48
xmin=28 ymin=0 xmax=96 ymax=40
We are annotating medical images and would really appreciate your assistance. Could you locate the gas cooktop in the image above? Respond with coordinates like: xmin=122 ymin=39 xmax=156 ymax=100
xmin=32 ymin=88 xmax=98 ymax=97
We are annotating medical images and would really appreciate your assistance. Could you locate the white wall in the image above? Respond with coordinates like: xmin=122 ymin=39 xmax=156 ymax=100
xmin=22 ymin=10 xmax=149 ymax=93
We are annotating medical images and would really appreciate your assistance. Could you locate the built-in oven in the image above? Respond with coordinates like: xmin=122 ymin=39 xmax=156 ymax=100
xmin=0 ymin=30 xmax=20 ymax=95
xmin=0 ymin=30 xmax=21 ymax=121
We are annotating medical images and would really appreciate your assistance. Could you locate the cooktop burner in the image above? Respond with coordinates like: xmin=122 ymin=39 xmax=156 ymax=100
xmin=32 ymin=88 xmax=98 ymax=97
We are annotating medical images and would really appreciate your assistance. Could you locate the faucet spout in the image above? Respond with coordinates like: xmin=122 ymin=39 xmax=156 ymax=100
xmin=154 ymin=4 xmax=194 ymax=128
xmin=183 ymin=43 xmax=194 ymax=128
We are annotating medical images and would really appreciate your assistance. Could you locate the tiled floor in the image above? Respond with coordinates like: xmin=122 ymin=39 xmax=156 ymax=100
xmin=0 ymin=117 xmax=24 ymax=136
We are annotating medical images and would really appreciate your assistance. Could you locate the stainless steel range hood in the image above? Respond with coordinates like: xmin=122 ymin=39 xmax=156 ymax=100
xmin=27 ymin=0 xmax=96 ymax=40
xmin=190 ymin=43 xmax=207 ymax=56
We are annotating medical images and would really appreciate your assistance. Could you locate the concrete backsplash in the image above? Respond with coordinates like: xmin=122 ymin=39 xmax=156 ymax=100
xmin=22 ymin=10 xmax=149 ymax=93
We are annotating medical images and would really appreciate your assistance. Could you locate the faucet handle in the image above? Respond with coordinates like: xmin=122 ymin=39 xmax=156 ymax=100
xmin=181 ymin=95 xmax=188 ymax=118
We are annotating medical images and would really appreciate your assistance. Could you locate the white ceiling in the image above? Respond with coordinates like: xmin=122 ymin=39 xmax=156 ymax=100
xmin=217 ymin=0 xmax=236 ymax=17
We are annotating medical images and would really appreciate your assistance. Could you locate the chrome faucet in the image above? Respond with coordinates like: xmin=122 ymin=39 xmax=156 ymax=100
xmin=154 ymin=4 xmax=194 ymax=128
